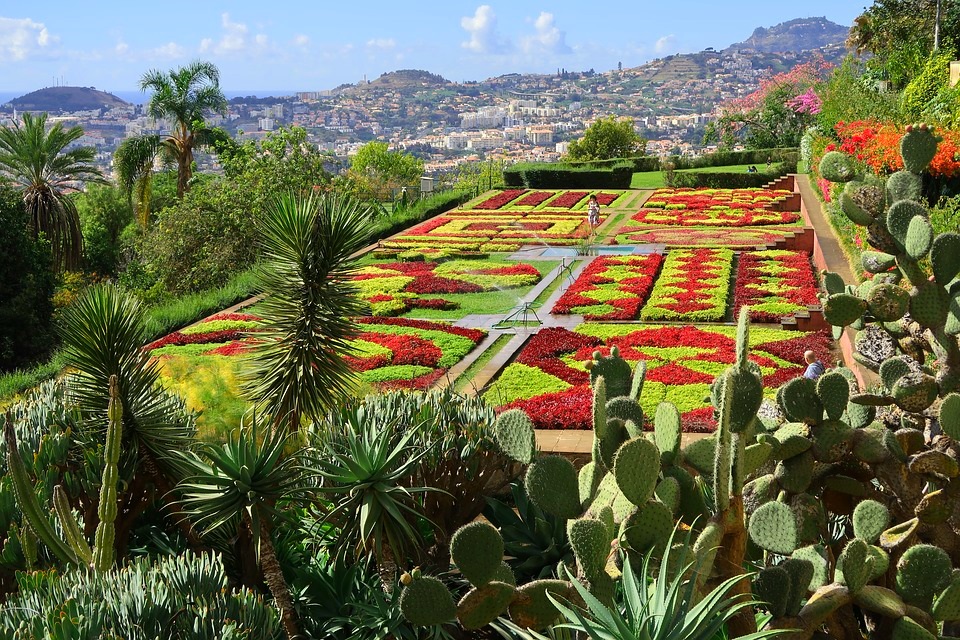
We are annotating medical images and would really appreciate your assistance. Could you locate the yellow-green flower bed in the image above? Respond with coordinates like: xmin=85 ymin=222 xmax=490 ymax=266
xmin=640 ymin=248 xmax=733 ymax=321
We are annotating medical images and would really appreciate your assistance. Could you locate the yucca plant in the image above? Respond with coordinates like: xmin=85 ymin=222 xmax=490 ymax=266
xmin=243 ymin=191 xmax=375 ymax=432
xmin=177 ymin=418 xmax=308 ymax=640
xmin=548 ymin=528 xmax=792 ymax=640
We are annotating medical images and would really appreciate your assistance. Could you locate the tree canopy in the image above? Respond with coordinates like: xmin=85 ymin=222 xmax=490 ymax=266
xmin=565 ymin=116 xmax=646 ymax=161
xmin=342 ymin=141 xmax=424 ymax=202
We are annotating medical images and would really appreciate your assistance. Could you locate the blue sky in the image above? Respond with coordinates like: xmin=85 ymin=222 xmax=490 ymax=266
xmin=2 ymin=2 xmax=865 ymax=94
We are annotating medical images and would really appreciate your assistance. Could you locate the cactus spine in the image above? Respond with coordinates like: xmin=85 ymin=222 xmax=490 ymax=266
xmin=92 ymin=375 xmax=122 ymax=572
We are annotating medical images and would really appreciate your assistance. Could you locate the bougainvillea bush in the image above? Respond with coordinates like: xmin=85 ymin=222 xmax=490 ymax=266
xmin=614 ymin=226 xmax=796 ymax=248
xmin=551 ymin=254 xmax=664 ymax=320
xmin=380 ymin=208 xmax=600 ymax=254
xmin=481 ymin=324 xmax=833 ymax=431
xmin=639 ymin=248 xmax=733 ymax=321
xmin=354 ymin=259 xmax=542 ymax=316
xmin=734 ymin=250 xmax=820 ymax=323
xmin=623 ymin=187 xmax=801 ymax=227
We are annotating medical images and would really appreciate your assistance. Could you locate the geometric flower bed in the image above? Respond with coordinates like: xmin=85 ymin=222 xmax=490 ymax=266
xmin=354 ymin=260 xmax=542 ymax=316
xmin=347 ymin=317 xmax=486 ymax=390
xmin=639 ymin=248 xmax=733 ymax=321
xmin=621 ymin=187 xmax=801 ymax=227
xmin=482 ymin=324 xmax=833 ymax=431
xmin=380 ymin=208 xmax=599 ymax=255
xmin=474 ymin=189 xmax=627 ymax=210
xmin=551 ymin=254 xmax=664 ymax=320
xmin=613 ymin=226 xmax=796 ymax=248
xmin=734 ymin=250 xmax=821 ymax=323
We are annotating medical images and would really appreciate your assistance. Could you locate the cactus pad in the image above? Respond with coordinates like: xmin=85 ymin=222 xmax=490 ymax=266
xmin=725 ymin=367 xmax=764 ymax=433
xmin=771 ymin=422 xmax=812 ymax=460
xmin=589 ymin=350 xmax=632 ymax=399
xmin=621 ymin=500 xmax=673 ymax=555
xmin=653 ymin=402 xmax=681 ymax=465
xmin=841 ymin=189 xmax=876 ymax=225
xmin=744 ymin=441 xmax=773 ymax=476
xmin=867 ymin=283 xmax=910 ymax=322
xmin=896 ymin=544 xmax=953 ymax=608
xmin=457 ymin=581 xmax=517 ymax=630
xmin=819 ymin=150 xmax=859 ymax=182
xmin=451 ymin=521 xmax=505 ymax=587
xmin=854 ymin=585 xmax=907 ymax=618
xmin=915 ymin=488 xmax=951 ymax=524
xmin=613 ymin=438 xmax=660 ymax=506
xmin=908 ymin=450 xmax=959 ymax=478
xmin=892 ymin=371 xmax=940 ymax=412
xmin=493 ymin=562 xmax=516 ymax=586
xmin=909 ymin=282 xmax=948 ymax=327
xmin=906 ymin=215 xmax=934 ymax=260
xmin=681 ymin=435 xmax=716 ymax=477
xmin=399 ymin=576 xmax=457 ymax=625
xmin=743 ymin=473 xmax=778 ymax=515
xmin=853 ymin=500 xmax=890 ymax=543
xmin=932 ymin=576 xmax=960 ymax=622
xmin=939 ymin=393 xmax=960 ymax=440
xmin=752 ymin=566 xmax=790 ymax=617
xmin=888 ymin=199 xmax=928 ymax=249
xmin=816 ymin=371 xmax=850 ymax=420
xmin=931 ymin=232 xmax=960 ymax=286
xmin=568 ymin=518 xmax=609 ymax=580
xmin=887 ymin=170 xmax=924 ymax=202
xmin=791 ymin=544 xmax=831 ymax=591
xmin=861 ymin=250 xmax=898 ymax=274
xmin=901 ymin=124 xmax=941 ymax=173
xmin=654 ymin=476 xmax=680 ymax=515
xmin=880 ymin=517 xmax=919 ymax=551
xmin=508 ymin=580 xmax=574 ymax=630
xmin=879 ymin=355 xmax=918 ymax=391
xmin=821 ymin=270 xmax=847 ymax=296
xmin=823 ymin=292 xmax=867 ymax=327
xmin=578 ymin=461 xmax=603 ymax=510
xmin=781 ymin=557 xmax=815 ymax=615
xmin=749 ymin=501 xmax=798 ymax=555
xmin=780 ymin=377 xmax=824 ymax=424
xmin=775 ymin=450 xmax=814 ymax=494
xmin=525 ymin=456 xmax=582 ymax=520
xmin=494 ymin=410 xmax=537 ymax=464
xmin=891 ymin=617 xmax=937 ymax=640
xmin=809 ymin=419 xmax=852 ymax=462
xmin=791 ymin=493 xmax=827 ymax=544
xmin=606 ymin=397 xmax=643 ymax=431
xmin=837 ymin=538 xmax=871 ymax=593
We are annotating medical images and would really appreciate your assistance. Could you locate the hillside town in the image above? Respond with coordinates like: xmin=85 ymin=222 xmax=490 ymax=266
xmin=0 ymin=23 xmax=845 ymax=180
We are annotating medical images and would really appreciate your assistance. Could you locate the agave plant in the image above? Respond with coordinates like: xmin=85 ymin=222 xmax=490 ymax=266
xmin=549 ymin=528 xmax=791 ymax=640
xmin=243 ymin=191 xmax=375 ymax=432
xmin=177 ymin=418 xmax=309 ymax=640
xmin=305 ymin=410 xmax=438 ymax=575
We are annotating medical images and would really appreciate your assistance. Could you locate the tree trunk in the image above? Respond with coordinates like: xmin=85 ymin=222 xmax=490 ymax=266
xmin=718 ymin=497 xmax=758 ymax=638
xmin=244 ymin=511 xmax=301 ymax=640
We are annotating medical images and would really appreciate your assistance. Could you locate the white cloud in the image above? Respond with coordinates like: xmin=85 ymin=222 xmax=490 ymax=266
xmin=0 ymin=16 xmax=57 ymax=61
xmin=654 ymin=34 xmax=677 ymax=54
xmin=293 ymin=34 xmax=310 ymax=48
xmin=366 ymin=38 xmax=396 ymax=51
xmin=199 ymin=12 xmax=269 ymax=56
xmin=521 ymin=12 xmax=571 ymax=55
xmin=149 ymin=42 xmax=187 ymax=60
xmin=461 ymin=5 xmax=509 ymax=54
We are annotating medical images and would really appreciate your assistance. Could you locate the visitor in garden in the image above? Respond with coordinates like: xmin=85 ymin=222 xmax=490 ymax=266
xmin=587 ymin=194 xmax=601 ymax=229
xmin=802 ymin=350 xmax=825 ymax=380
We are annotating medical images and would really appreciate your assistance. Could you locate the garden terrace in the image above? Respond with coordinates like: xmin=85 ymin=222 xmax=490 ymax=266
xmin=468 ymin=188 xmax=631 ymax=211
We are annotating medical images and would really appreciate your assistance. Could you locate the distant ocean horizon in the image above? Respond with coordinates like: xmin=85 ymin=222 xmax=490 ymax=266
xmin=0 ymin=89 xmax=303 ymax=106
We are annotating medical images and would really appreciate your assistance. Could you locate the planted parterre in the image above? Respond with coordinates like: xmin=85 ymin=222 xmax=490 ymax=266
xmin=734 ymin=250 xmax=821 ymax=323
xmin=472 ymin=189 xmax=628 ymax=210
xmin=481 ymin=322 xmax=831 ymax=430
xmin=619 ymin=186 xmax=801 ymax=228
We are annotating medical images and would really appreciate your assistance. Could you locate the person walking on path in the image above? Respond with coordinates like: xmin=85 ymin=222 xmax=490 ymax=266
xmin=803 ymin=350 xmax=826 ymax=380
xmin=587 ymin=194 xmax=601 ymax=230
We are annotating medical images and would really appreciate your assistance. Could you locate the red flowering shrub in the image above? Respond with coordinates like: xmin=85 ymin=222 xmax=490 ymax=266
xmin=548 ymin=191 xmax=589 ymax=208
xmin=475 ymin=190 xmax=527 ymax=209
xmin=513 ymin=191 xmax=554 ymax=207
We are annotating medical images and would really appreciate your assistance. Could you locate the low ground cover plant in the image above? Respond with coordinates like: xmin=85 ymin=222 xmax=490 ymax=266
xmin=640 ymin=248 xmax=734 ymax=322
xmin=613 ymin=225 xmax=796 ymax=248
xmin=734 ymin=249 xmax=820 ymax=322
xmin=623 ymin=187 xmax=801 ymax=228
xmin=482 ymin=323 xmax=832 ymax=430
xmin=551 ymin=254 xmax=664 ymax=320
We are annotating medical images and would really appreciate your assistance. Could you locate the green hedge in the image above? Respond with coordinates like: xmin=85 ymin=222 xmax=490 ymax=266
xmin=670 ymin=148 xmax=798 ymax=170
xmin=665 ymin=162 xmax=798 ymax=189
xmin=503 ymin=162 xmax=634 ymax=188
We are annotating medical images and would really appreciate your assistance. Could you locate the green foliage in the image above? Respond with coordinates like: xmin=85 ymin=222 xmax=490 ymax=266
xmin=503 ymin=161 xmax=633 ymax=188
xmin=0 ymin=552 xmax=281 ymax=639
xmin=450 ymin=521 xmax=504 ymax=587
xmin=817 ymin=56 xmax=903 ymax=133
xmin=566 ymin=115 xmax=646 ymax=161
xmin=74 ymin=183 xmax=134 ymax=276
xmin=0 ymin=185 xmax=55 ymax=372
xmin=341 ymin=141 xmax=424 ymax=202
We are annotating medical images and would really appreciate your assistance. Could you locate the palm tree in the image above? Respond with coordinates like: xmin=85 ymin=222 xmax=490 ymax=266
xmin=0 ymin=112 xmax=103 ymax=270
xmin=114 ymin=60 xmax=227 ymax=223
xmin=243 ymin=191 xmax=374 ymax=431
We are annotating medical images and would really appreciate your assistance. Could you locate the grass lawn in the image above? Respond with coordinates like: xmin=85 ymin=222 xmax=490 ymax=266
xmin=630 ymin=165 xmax=777 ymax=189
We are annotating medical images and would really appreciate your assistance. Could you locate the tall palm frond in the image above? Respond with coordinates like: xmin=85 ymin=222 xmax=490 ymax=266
xmin=0 ymin=112 xmax=103 ymax=270
xmin=113 ymin=134 xmax=164 ymax=225
xmin=244 ymin=191 xmax=374 ymax=431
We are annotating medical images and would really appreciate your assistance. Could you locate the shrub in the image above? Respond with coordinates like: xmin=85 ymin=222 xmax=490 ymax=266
xmin=75 ymin=183 xmax=134 ymax=276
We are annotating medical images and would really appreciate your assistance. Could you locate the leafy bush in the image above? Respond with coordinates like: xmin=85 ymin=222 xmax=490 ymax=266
xmin=666 ymin=163 xmax=796 ymax=188
xmin=367 ymin=190 xmax=470 ymax=243
xmin=0 ymin=186 xmax=55 ymax=372
xmin=902 ymin=52 xmax=952 ymax=120
xmin=74 ymin=183 xmax=134 ymax=276
xmin=503 ymin=162 xmax=633 ymax=188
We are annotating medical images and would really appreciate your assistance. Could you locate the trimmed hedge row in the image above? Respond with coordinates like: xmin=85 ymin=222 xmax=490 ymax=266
xmin=367 ymin=190 xmax=472 ymax=243
xmin=503 ymin=162 xmax=633 ymax=188
xmin=665 ymin=162 xmax=798 ymax=189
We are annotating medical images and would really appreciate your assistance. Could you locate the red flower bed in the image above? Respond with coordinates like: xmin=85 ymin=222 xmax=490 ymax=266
xmin=548 ymin=191 xmax=589 ymax=208
xmin=515 ymin=327 xmax=600 ymax=385
xmin=404 ymin=275 xmax=484 ymax=294
xmin=475 ymin=190 xmax=527 ymax=209
xmin=513 ymin=191 xmax=554 ymax=207
xmin=146 ymin=329 xmax=245 ymax=351
xmin=501 ymin=386 xmax=593 ymax=430
xmin=356 ymin=316 xmax=486 ymax=343
xmin=551 ymin=254 xmax=664 ymax=320
xmin=833 ymin=120 xmax=960 ymax=178
xmin=595 ymin=193 xmax=620 ymax=206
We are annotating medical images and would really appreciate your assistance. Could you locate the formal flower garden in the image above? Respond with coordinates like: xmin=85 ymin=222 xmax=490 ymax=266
xmin=550 ymin=254 xmax=664 ymax=320
xmin=474 ymin=188 xmax=628 ymax=210
xmin=613 ymin=226 xmax=797 ymax=247
xmin=624 ymin=187 xmax=801 ymax=227
xmin=481 ymin=324 xmax=832 ymax=430
xmin=734 ymin=249 xmax=820 ymax=322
